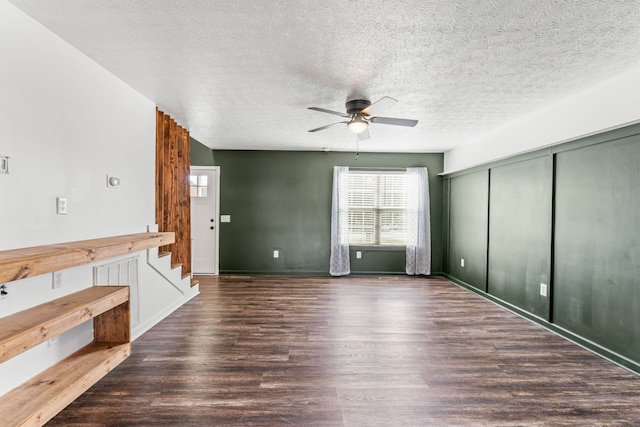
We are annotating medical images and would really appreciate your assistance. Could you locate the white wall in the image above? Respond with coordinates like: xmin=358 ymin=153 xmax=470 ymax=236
xmin=0 ymin=1 xmax=155 ymax=247
xmin=0 ymin=0 xmax=195 ymax=396
xmin=443 ymin=65 xmax=640 ymax=174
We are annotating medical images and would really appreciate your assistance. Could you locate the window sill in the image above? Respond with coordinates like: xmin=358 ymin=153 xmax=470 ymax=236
xmin=349 ymin=245 xmax=406 ymax=252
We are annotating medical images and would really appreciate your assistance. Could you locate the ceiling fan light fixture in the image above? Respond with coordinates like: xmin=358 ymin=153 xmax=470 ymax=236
xmin=347 ymin=115 xmax=368 ymax=134
xmin=308 ymin=96 xmax=417 ymax=139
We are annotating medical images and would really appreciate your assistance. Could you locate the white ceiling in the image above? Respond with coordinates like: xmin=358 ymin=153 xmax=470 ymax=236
xmin=9 ymin=0 xmax=640 ymax=153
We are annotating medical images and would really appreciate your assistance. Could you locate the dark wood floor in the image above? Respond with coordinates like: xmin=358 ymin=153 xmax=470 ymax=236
xmin=47 ymin=275 xmax=640 ymax=426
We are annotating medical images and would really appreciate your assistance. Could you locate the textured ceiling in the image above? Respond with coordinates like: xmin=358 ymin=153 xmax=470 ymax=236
xmin=9 ymin=0 xmax=640 ymax=153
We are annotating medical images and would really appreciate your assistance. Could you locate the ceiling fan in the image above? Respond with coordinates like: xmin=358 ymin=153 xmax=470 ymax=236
xmin=307 ymin=96 xmax=418 ymax=141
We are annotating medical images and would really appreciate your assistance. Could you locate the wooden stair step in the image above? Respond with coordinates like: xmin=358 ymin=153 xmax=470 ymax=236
xmin=0 ymin=341 xmax=131 ymax=427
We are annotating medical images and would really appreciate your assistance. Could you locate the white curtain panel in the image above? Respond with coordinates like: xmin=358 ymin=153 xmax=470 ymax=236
xmin=406 ymin=167 xmax=431 ymax=275
xmin=329 ymin=166 xmax=350 ymax=276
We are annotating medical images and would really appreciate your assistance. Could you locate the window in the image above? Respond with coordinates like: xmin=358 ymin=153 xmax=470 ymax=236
xmin=346 ymin=172 xmax=410 ymax=245
xmin=189 ymin=175 xmax=208 ymax=197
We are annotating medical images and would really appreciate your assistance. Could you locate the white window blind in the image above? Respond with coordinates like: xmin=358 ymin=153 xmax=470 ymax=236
xmin=346 ymin=172 xmax=410 ymax=245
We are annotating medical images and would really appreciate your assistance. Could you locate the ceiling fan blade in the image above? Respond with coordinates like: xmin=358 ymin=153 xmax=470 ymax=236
xmin=308 ymin=107 xmax=349 ymax=118
xmin=308 ymin=121 xmax=347 ymax=132
xmin=370 ymin=116 xmax=418 ymax=127
xmin=361 ymin=96 xmax=397 ymax=116
xmin=357 ymin=128 xmax=370 ymax=141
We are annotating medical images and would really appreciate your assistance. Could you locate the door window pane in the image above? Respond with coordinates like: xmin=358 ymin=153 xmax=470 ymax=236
xmin=190 ymin=174 xmax=208 ymax=198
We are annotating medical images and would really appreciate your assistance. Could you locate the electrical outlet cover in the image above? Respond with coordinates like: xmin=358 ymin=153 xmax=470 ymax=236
xmin=52 ymin=271 xmax=63 ymax=289
xmin=540 ymin=283 xmax=548 ymax=297
xmin=56 ymin=197 xmax=68 ymax=215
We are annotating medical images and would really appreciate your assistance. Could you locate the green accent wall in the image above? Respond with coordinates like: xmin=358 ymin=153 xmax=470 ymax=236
xmin=448 ymin=170 xmax=488 ymax=291
xmin=190 ymin=149 xmax=443 ymax=275
xmin=554 ymin=135 xmax=640 ymax=361
xmin=443 ymin=123 xmax=640 ymax=373
xmin=190 ymin=138 xmax=215 ymax=166
xmin=488 ymin=158 xmax=552 ymax=319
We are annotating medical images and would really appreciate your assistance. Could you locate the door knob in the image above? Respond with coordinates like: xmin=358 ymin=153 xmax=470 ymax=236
xmin=210 ymin=226 xmax=214 ymax=230
xmin=210 ymin=219 xmax=214 ymax=222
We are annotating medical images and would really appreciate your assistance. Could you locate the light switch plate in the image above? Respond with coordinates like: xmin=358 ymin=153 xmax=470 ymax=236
xmin=0 ymin=155 xmax=9 ymax=174
xmin=460 ymin=258 xmax=465 ymax=267
xmin=356 ymin=251 xmax=362 ymax=259
xmin=273 ymin=250 xmax=279 ymax=258
xmin=220 ymin=215 xmax=231 ymax=223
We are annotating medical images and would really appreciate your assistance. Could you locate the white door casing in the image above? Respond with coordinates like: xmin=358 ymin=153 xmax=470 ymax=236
xmin=190 ymin=166 xmax=220 ymax=274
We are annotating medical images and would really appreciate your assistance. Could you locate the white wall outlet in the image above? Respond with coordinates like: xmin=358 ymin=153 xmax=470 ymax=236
xmin=273 ymin=250 xmax=279 ymax=258
xmin=540 ymin=283 xmax=548 ymax=297
xmin=48 ymin=336 xmax=59 ymax=347
xmin=356 ymin=251 xmax=362 ymax=259
xmin=220 ymin=215 xmax=231 ymax=223
xmin=460 ymin=258 xmax=465 ymax=267
xmin=56 ymin=197 xmax=68 ymax=215
xmin=52 ymin=271 xmax=63 ymax=289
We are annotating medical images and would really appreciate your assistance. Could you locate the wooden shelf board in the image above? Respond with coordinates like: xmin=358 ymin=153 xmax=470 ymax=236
xmin=0 ymin=286 xmax=129 ymax=364
xmin=0 ymin=341 xmax=131 ymax=427
xmin=0 ymin=232 xmax=175 ymax=283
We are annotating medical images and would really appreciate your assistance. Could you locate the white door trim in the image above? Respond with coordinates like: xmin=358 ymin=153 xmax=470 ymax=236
xmin=190 ymin=166 xmax=220 ymax=275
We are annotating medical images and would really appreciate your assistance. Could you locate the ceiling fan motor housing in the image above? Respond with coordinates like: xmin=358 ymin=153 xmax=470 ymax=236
xmin=346 ymin=99 xmax=371 ymax=115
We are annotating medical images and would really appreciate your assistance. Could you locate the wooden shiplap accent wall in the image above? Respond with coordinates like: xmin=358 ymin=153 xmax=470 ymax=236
xmin=156 ymin=109 xmax=191 ymax=278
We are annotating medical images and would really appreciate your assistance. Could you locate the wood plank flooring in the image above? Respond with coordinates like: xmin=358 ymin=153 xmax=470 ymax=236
xmin=47 ymin=275 xmax=640 ymax=426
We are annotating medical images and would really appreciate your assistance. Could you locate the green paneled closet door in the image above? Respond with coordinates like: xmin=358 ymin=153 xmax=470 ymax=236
xmin=554 ymin=135 xmax=640 ymax=362
xmin=488 ymin=157 xmax=552 ymax=320
xmin=448 ymin=170 xmax=489 ymax=291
